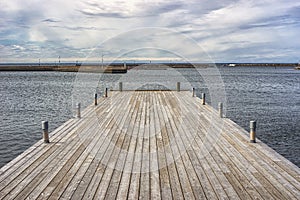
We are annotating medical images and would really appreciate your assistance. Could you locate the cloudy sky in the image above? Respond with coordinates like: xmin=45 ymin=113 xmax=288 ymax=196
xmin=0 ymin=0 xmax=300 ymax=63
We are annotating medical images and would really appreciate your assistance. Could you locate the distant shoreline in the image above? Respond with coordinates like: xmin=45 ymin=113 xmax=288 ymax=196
xmin=0 ymin=64 xmax=127 ymax=73
xmin=0 ymin=63 xmax=298 ymax=73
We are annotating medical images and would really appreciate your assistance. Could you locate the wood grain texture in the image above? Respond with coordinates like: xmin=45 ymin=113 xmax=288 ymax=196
xmin=0 ymin=91 xmax=299 ymax=200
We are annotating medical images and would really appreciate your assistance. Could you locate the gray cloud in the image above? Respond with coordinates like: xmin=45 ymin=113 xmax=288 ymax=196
xmin=138 ymin=1 xmax=184 ymax=16
xmin=42 ymin=18 xmax=61 ymax=23
xmin=78 ymin=10 xmax=128 ymax=18
xmin=239 ymin=14 xmax=300 ymax=30
xmin=49 ymin=25 xmax=110 ymax=31
xmin=79 ymin=1 xmax=185 ymax=18
xmin=1 ymin=0 xmax=300 ymax=62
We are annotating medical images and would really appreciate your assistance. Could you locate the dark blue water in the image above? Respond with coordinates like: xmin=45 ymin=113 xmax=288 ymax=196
xmin=220 ymin=67 xmax=300 ymax=167
xmin=0 ymin=67 xmax=299 ymax=168
xmin=0 ymin=72 xmax=75 ymax=167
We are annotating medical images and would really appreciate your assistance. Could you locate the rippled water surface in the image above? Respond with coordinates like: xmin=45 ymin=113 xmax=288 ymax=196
xmin=0 ymin=66 xmax=299 ymax=168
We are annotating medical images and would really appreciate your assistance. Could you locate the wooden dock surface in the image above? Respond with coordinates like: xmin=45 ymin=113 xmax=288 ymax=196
xmin=0 ymin=91 xmax=299 ymax=199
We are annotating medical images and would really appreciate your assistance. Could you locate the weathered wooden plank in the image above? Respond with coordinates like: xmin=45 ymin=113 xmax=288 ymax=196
xmin=231 ymin=128 xmax=300 ymax=192
xmin=192 ymin=120 xmax=262 ymax=199
xmin=181 ymin=91 xmax=299 ymax=199
xmin=160 ymin=92 xmax=197 ymax=199
xmin=0 ymin=112 xmax=100 ymax=199
xmin=92 ymin=92 xmax=142 ymax=199
xmin=126 ymin=92 xmax=146 ymax=199
xmin=155 ymin=92 xmax=185 ymax=199
xmin=220 ymin=123 xmax=299 ymax=199
xmin=0 ymin=116 xmax=82 ymax=185
xmin=0 ymin=99 xmax=109 ymax=196
xmin=0 ymin=97 xmax=106 ymax=179
xmin=165 ymin=92 xmax=226 ymax=199
xmin=55 ymin=92 xmax=131 ymax=200
xmin=178 ymin=92 xmax=276 ymax=198
xmin=7 ymin=109 xmax=105 ymax=200
xmin=81 ymin=92 xmax=139 ymax=199
xmin=24 ymin=95 xmax=123 ymax=199
xmin=115 ymin=92 xmax=145 ymax=199
xmin=139 ymin=92 xmax=151 ymax=200
xmin=152 ymin=92 xmax=173 ymax=199
xmin=149 ymin=92 xmax=162 ymax=200
xmin=39 ymin=96 xmax=124 ymax=199
xmin=59 ymin=94 xmax=129 ymax=199
xmin=0 ymin=91 xmax=299 ymax=200
xmin=72 ymin=100 xmax=127 ymax=198
xmin=105 ymin=92 xmax=145 ymax=199
xmin=174 ymin=92 xmax=234 ymax=200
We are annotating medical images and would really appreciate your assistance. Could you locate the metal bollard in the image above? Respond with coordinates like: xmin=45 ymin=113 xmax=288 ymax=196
xmin=105 ymin=88 xmax=108 ymax=97
xmin=77 ymin=103 xmax=81 ymax=118
xmin=42 ymin=121 xmax=49 ymax=143
xmin=218 ymin=102 xmax=223 ymax=118
xmin=119 ymin=82 xmax=123 ymax=92
xmin=250 ymin=121 xmax=256 ymax=143
xmin=177 ymin=82 xmax=180 ymax=92
xmin=201 ymin=93 xmax=206 ymax=105
xmin=94 ymin=93 xmax=98 ymax=106
xmin=192 ymin=88 xmax=195 ymax=97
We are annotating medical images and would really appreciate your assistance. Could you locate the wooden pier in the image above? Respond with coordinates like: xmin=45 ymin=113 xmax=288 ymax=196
xmin=0 ymin=91 xmax=299 ymax=199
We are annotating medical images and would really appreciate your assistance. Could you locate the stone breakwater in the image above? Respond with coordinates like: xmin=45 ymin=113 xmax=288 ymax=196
xmin=0 ymin=63 xmax=297 ymax=73
xmin=0 ymin=64 xmax=128 ymax=73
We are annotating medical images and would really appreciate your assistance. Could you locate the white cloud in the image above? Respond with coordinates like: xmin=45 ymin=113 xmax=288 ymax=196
xmin=0 ymin=0 xmax=300 ymax=62
xmin=11 ymin=44 xmax=25 ymax=51
xmin=29 ymin=27 xmax=48 ymax=42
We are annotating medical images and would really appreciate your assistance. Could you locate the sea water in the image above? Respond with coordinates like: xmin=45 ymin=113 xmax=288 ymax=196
xmin=0 ymin=66 xmax=299 ymax=168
